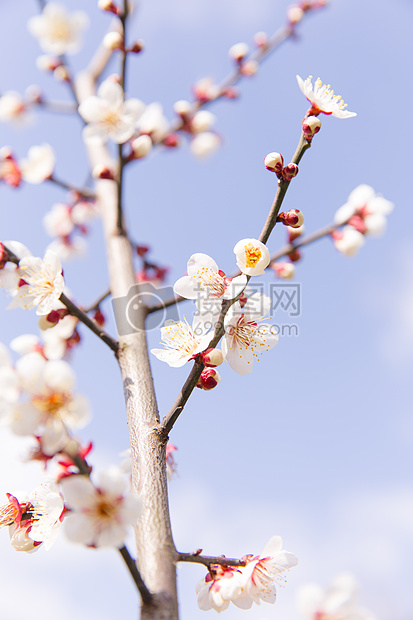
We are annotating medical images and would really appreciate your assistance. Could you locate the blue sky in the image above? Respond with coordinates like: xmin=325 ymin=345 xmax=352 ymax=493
xmin=1 ymin=0 xmax=413 ymax=619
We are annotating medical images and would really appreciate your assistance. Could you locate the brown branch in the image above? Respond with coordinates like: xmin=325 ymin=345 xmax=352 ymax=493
xmin=83 ymin=289 xmax=111 ymax=313
xmin=119 ymin=546 xmax=154 ymax=604
xmin=177 ymin=551 xmax=246 ymax=568
xmin=48 ymin=175 xmax=96 ymax=199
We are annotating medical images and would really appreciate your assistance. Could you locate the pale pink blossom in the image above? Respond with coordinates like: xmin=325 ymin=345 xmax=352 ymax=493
xmin=272 ymin=261 xmax=295 ymax=279
xmin=297 ymin=573 xmax=376 ymax=620
xmin=0 ymin=91 xmax=30 ymax=125
xmin=196 ymin=565 xmax=244 ymax=612
xmin=6 ymin=484 xmax=64 ymax=553
xmin=137 ymin=102 xmax=169 ymax=142
xmin=43 ymin=203 xmax=74 ymax=238
xmin=10 ymin=250 xmax=64 ymax=315
xmin=151 ymin=317 xmax=211 ymax=367
xmin=296 ymin=75 xmax=356 ymax=119
xmin=0 ymin=343 xmax=20 ymax=420
xmin=222 ymin=292 xmax=278 ymax=374
xmin=332 ymin=226 xmax=365 ymax=256
xmin=47 ymin=236 xmax=87 ymax=261
xmin=20 ymin=143 xmax=55 ymax=184
xmin=233 ymin=238 xmax=270 ymax=276
xmin=60 ymin=467 xmax=142 ymax=547
xmin=79 ymin=78 xmax=145 ymax=145
xmin=234 ymin=535 xmax=298 ymax=609
xmin=334 ymin=185 xmax=394 ymax=237
xmin=28 ymin=2 xmax=89 ymax=56
xmin=0 ymin=147 xmax=22 ymax=187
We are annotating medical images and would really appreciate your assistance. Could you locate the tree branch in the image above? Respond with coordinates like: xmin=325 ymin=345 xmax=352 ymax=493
xmin=177 ymin=551 xmax=246 ymax=568
xmin=48 ymin=175 xmax=96 ymax=199
xmin=119 ymin=545 xmax=154 ymax=604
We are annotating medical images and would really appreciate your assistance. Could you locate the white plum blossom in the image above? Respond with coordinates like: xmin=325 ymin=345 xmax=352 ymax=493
xmin=47 ymin=236 xmax=87 ymax=262
xmin=0 ymin=91 xmax=30 ymax=125
xmin=137 ymin=102 xmax=169 ymax=142
xmin=0 ymin=241 xmax=32 ymax=301
xmin=43 ymin=203 xmax=74 ymax=238
xmin=79 ymin=79 xmax=145 ymax=145
xmin=0 ymin=344 xmax=20 ymax=420
xmin=174 ymin=253 xmax=247 ymax=303
xmin=10 ymin=485 xmax=64 ymax=552
xmin=332 ymin=226 xmax=365 ymax=257
xmin=190 ymin=132 xmax=221 ymax=158
xmin=233 ymin=238 xmax=270 ymax=276
xmin=10 ymin=250 xmax=65 ymax=315
xmin=222 ymin=292 xmax=278 ymax=374
xmin=296 ymin=75 xmax=356 ymax=119
xmin=297 ymin=573 xmax=376 ymax=620
xmin=334 ymin=184 xmax=394 ymax=236
xmin=60 ymin=467 xmax=142 ymax=548
xmin=234 ymin=535 xmax=298 ymax=609
xmin=151 ymin=317 xmax=212 ymax=368
xmin=42 ymin=314 xmax=79 ymax=359
xmin=196 ymin=566 xmax=244 ymax=613
xmin=20 ymin=143 xmax=55 ymax=184
xmin=191 ymin=110 xmax=216 ymax=133
xmin=27 ymin=2 xmax=89 ymax=56
xmin=9 ymin=355 xmax=89 ymax=455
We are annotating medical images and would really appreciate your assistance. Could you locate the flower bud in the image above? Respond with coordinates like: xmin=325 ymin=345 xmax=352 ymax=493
xmin=201 ymin=348 xmax=224 ymax=367
xmin=191 ymin=110 xmax=216 ymax=133
xmin=36 ymin=55 xmax=62 ymax=72
xmin=228 ymin=42 xmax=249 ymax=62
xmin=240 ymin=60 xmax=258 ymax=76
xmin=278 ymin=209 xmax=304 ymax=228
xmin=93 ymin=309 xmax=105 ymax=326
xmin=103 ymin=31 xmax=124 ymax=50
xmin=288 ymin=248 xmax=302 ymax=262
xmin=196 ymin=368 xmax=221 ymax=391
xmin=347 ymin=214 xmax=366 ymax=234
xmin=0 ymin=243 xmax=8 ymax=269
xmin=302 ymin=115 xmax=321 ymax=140
xmin=254 ymin=31 xmax=268 ymax=47
xmin=223 ymin=86 xmax=239 ymax=99
xmin=25 ymin=85 xmax=42 ymax=104
xmin=173 ymin=99 xmax=192 ymax=118
xmin=272 ymin=261 xmax=295 ymax=279
xmin=163 ymin=133 xmax=180 ymax=148
xmin=238 ymin=291 xmax=248 ymax=308
xmin=53 ymin=65 xmax=70 ymax=82
xmin=287 ymin=5 xmax=304 ymax=24
xmin=98 ymin=0 xmax=119 ymax=13
xmin=128 ymin=39 xmax=144 ymax=53
xmin=282 ymin=163 xmax=299 ymax=180
xmin=92 ymin=163 xmax=116 ymax=180
xmin=131 ymin=134 xmax=152 ymax=159
xmin=38 ymin=308 xmax=67 ymax=330
xmin=264 ymin=152 xmax=284 ymax=173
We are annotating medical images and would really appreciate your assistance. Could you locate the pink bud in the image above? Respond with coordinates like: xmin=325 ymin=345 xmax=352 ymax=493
xmin=228 ymin=42 xmax=249 ymax=62
xmin=98 ymin=0 xmax=119 ymax=13
xmin=288 ymin=225 xmax=304 ymax=242
xmin=347 ymin=214 xmax=367 ymax=234
xmin=287 ymin=5 xmax=304 ymax=23
xmin=254 ymin=31 xmax=268 ymax=47
xmin=282 ymin=163 xmax=299 ymax=180
xmin=240 ymin=60 xmax=258 ymax=76
xmin=223 ymin=86 xmax=239 ymax=99
xmin=272 ymin=261 xmax=295 ymax=279
xmin=288 ymin=248 xmax=302 ymax=262
xmin=264 ymin=152 xmax=284 ymax=173
xmin=201 ymin=348 xmax=224 ymax=367
xmin=163 ymin=133 xmax=180 ymax=148
xmin=277 ymin=209 xmax=304 ymax=228
xmin=196 ymin=368 xmax=221 ymax=391
xmin=92 ymin=164 xmax=116 ymax=180
xmin=103 ymin=31 xmax=124 ymax=50
xmin=93 ymin=309 xmax=105 ymax=326
xmin=238 ymin=292 xmax=248 ymax=308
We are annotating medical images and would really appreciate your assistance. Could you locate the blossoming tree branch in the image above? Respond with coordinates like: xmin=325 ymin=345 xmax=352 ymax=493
xmin=0 ymin=1 xmax=392 ymax=619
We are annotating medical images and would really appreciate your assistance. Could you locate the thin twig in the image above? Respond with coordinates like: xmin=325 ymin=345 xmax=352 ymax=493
xmin=48 ymin=175 xmax=96 ymax=199
xmin=119 ymin=546 xmax=154 ymax=604
xmin=177 ymin=552 xmax=246 ymax=568
xmin=35 ymin=99 xmax=78 ymax=114
xmin=83 ymin=289 xmax=111 ymax=313
xmin=115 ymin=1 xmax=130 ymax=234
xmin=60 ymin=294 xmax=119 ymax=353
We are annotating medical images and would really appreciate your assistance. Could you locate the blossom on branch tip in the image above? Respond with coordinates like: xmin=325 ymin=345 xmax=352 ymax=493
xmin=0 ymin=92 xmax=30 ymax=125
xmin=229 ymin=42 xmax=249 ymax=62
xmin=28 ymin=2 xmax=89 ymax=56
xmin=296 ymin=75 xmax=356 ymax=119
xmin=334 ymin=184 xmax=394 ymax=237
xmin=190 ymin=132 xmax=221 ymax=158
xmin=271 ymin=261 xmax=295 ymax=279
xmin=151 ymin=317 xmax=212 ymax=368
xmin=222 ymin=292 xmax=278 ymax=374
xmin=278 ymin=209 xmax=304 ymax=228
xmin=234 ymin=239 xmax=270 ymax=276
xmin=196 ymin=565 xmax=244 ymax=612
xmin=60 ymin=467 xmax=142 ymax=548
xmin=20 ymin=143 xmax=55 ymax=184
xmin=264 ymin=152 xmax=284 ymax=173
xmin=331 ymin=226 xmax=365 ymax=256
xmin=79 ymin=78 xmax=145 ymax=145
xmin=196 ymin=368 xmax=221 ymax=390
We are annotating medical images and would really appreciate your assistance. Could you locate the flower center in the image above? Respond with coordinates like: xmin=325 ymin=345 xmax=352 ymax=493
xmin=104 ymin=110 xmax=122 ymax=131
xmin=32 ymin=391 xmax=69 ymax=416
xmin=195 ymin=267 xmax=226 ymax=298
xmin=50 ymin=18 xmax=72 ymax=43
xmin=244 ymin=244 xmax=262 ymax=268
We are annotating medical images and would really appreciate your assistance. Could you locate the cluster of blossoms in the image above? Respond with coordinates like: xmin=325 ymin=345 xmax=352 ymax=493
xmin=43 ymin=198 xmax=99 ymax=261
xmin=297 ymin=573 xmax=376 ymax=620
xmin=152 ymin=238 xmax=279 ymax=376
xmin=332 ymin=185 xmax=394 ymax=256
xmin=0 ymin=462 xmax=143 ymax=553
xmin=0 ymin=143 xmax=55 ymax=187
xmin=196 ymin=536 xmax=298 ymax=612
